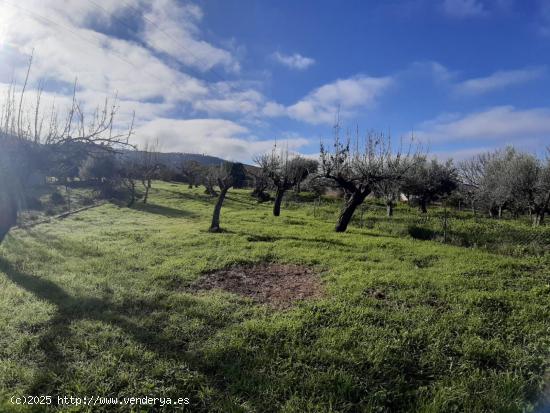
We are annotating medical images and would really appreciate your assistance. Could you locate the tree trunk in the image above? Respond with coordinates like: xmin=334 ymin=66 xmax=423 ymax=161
xmin=128 ymin=181 xmax=136 ymax=207
xmin=143 ymin=179 xmax=151 ymax=204
xmin=273 ymin=188 xmax=285 ymax=216
xmin=0 ymin=197 xmax=17 ymax=242
xmin=420 ymin=198 xmax=428 ymax=214
xmin=533 ymin=193 xmax=550 ymax=226
xmin=209 ymin=187 xmax=228 ymax=232
xmin=335 ymin=190 xmax=368 ymax=232
xmin=498 ymin=205 xmax=502 ymax=219
xmin=386 ymin=202 xmax=394 ymax=217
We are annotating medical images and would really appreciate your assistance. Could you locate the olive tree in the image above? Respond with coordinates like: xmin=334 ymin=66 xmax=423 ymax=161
xmin=507 ymin=150 xmax=550 ymax=225
xmin=320 ymin=129 xmax=416 ymax=232
xmin=459 ymin=147 xmax=538 ymax=219
xmin=249 ymin=166 xmax=271 ymax=202
xmin=374 ymin=179 xmax=401 ymax=217
xmin=402 ymin=158 xmax=458 ymax=213
xmin=180 ymin=160 xmax=203 ymax=189
xmin=209 ymin=162 xmax=247 ymax=232
xmin=256 ymin=148 xmax=317 ymax=216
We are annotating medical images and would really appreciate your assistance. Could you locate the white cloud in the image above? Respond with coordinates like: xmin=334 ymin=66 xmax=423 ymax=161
xmin=416 ymin=106 xmax=550 ymax=143
xmin=454 ymin=67 xmax=545 ymax=95
xmin=272 ymin=52 xmax=315 ymax=70
xmin=142 ymin=0 xmax=240 ymax=73
xmin=0 ymin=0 xmax=278 ymax=146
xmin=441 ymin=0 xmax=487 ymax=18
xmin=282 ymin=75 xmax=393 ymax=124
xmin=192 ymin=85 xmax=264 ymax=115
xmin=0 ymin=1 xmax=217 ymax=105
xmin=134 ymin=118 xmax=309 ymax=162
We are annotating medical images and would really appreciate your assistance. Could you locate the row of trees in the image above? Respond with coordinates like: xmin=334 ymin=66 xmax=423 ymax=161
xmin=1 ymin=58 xmax=548 ymax=238
xmin=249 ymin=131 xmax=548 ymax=232
xmin=459 ymin=147 xmax=550 ymax=225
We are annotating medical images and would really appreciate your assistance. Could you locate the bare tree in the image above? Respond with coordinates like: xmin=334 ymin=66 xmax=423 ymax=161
xmin=249 ymin=166 xmax=271 ymax=202
xmin=139 ymin=139 xmax=161 ymax=204
xmin=256 ymin=147 xmax=317 ymax=216
xmin=374 ymin=178 xmax=401 ymax=217
xmin=118 ymin=155 xmax=140 ymax=207
xmin=209 ymin=162 xmax=247 ymax=232
xmin=320 ymin=123 xmax=417 ymax=232
xmin=180 ymin=160 xmax=203 ymax=189
xmin=202 ymin=166 xmax=219 ymax=197
xmin=0 ymin=56 xmax=134 ymax=241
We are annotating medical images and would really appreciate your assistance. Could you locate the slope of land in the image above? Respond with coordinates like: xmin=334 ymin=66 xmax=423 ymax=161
xmin=0 ymin=182 xmax=549 ymax=412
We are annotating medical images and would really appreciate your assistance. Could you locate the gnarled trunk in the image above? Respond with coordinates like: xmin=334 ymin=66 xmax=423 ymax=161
xmin=209 ymin=187 xmax=228 ymax=232
xmin=335 ymin=190 xmax=368 ymax=232
xmin=273 ymin=187 xmax=285 ymax=216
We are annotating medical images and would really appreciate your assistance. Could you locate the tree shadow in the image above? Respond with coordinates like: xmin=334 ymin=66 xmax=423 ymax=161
xmin=0 ymin=257 xmax=245 ymax=409
xmin=131 ymin=202 xmax=199 ymax=219
xmin=160 ymin=189 xmax=215 ymax=205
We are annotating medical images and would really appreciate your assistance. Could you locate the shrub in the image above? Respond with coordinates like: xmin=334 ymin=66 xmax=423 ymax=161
xmin=49 ymin=191 xmax=65 ymax=205
xmin=408 ymin=225 xmax=435 ymax=240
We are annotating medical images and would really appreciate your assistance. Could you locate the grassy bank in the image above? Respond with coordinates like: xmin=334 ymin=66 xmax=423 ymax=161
xmin=1 ymin=181 xmax=549 ymax=412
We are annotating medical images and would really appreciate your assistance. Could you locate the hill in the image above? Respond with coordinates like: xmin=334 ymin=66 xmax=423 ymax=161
xmin=119 ymin=150 xmax=230 ymax=169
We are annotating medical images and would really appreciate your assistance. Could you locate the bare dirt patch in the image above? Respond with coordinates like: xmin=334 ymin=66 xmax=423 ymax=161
xmin=191 ymin=263 xmax=324 ymax=309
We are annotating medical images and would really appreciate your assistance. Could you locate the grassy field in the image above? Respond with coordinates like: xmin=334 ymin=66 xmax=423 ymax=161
xmin=1 ymin=181 xmax=549 ymax=412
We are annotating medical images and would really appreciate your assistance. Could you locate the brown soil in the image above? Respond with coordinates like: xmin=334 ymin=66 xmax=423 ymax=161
xmin=191 ymin=263 xmax=324 ymax=309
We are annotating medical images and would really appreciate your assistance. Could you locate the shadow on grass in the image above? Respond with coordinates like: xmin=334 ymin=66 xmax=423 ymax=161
xmin=131 ymin=202 xmax=199 ymax=219
xmin=160 ymin=188 xmax=215 ymax=204
xmin=0 ymin=257 xmax=246 ymax=410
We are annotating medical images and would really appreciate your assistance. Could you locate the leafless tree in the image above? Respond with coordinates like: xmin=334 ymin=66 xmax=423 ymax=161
xmin=180 ymin=160 xmax=203 ymax=189
xmin=139 ymin=139 xmax=161 ymax=204
xmin=249 ymin=166 xmax=271 ymax=202
xmin=256 ymin=146 xmax=317 ymax=216
xmin=118 ymin=155 xmax=140 ymax=207
xmin=374 ymin=178 xmax=401 ymax=217
xmin=320 ymin=121 xmax=417 ymax=232
xmin=201 ymin=166 xmax=219 ymax=197
xmin=0 ymin=55 xmax=134 ymax=241
xmin=209 ymin=162 xmax=247 ymax=232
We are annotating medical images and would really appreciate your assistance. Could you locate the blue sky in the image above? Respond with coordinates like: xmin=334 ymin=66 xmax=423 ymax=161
xmin=0 ymin=0 xmax=549 ymax=161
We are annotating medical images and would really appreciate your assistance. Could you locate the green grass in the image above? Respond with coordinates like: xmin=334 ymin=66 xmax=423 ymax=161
xmin=1 ymin=182 xmax=549 ymax=412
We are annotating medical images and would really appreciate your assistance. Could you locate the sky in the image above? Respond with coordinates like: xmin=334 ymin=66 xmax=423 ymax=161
xmin=0 ymin=0 xmax=549 ymax=162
